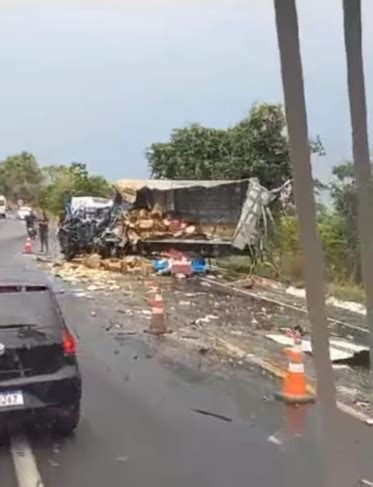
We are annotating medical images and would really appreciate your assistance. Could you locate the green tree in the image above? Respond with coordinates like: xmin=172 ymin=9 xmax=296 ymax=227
xmin=147 ymin=124 xmax=230 ymax=180
xmin=37 ymin=162 xmax=111 ymax=214
xmin=147 ymin=103 xmax=324 ymax=189
xmin=317 ymin=209 xmax=346 ymax=281
xmin=329 ymin=161 xmax=360 ymax=283
xmin=0 ymin=152 xmax=43 ymax=203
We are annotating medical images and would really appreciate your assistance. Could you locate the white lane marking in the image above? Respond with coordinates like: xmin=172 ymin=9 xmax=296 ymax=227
xmin=10 ymin=433 xmax=44 ymax=487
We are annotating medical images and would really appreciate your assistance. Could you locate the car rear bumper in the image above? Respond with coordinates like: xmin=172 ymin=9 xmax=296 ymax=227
xmin=0 ymin=365 xmax=81 ymax=414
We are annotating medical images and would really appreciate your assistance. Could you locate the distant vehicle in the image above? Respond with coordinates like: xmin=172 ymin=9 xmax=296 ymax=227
xmin=0 ymin=196 xmax=6 ymax=219
xmin=16 ymin=206 xmax=32 ymax=220
xmin=0 ymin=280 xmax=82 ymax=435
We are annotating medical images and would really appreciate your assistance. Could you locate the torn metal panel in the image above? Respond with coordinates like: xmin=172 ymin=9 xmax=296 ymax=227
xmin=232 ymin=179 xmax=271 ymax=250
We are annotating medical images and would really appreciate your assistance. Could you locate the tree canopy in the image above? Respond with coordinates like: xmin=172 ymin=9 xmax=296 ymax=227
xmin=0 ymin=154 xmax=110 ymax=214
xmin=147 ymin=103 xmax=324 ymax=189
xmin=0 ymin=152 xmax=43 ymax=203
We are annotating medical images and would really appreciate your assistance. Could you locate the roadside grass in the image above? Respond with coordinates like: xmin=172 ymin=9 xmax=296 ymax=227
xmin=328 ymin=282 xmax=366 ymax=304
xmin=215 ymin=256 xmax=366 ymax=305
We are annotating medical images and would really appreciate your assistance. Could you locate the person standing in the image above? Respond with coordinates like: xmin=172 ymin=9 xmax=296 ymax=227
xmin=38 ymin=210 xmax=49 ymax=253
xmin=25 ymin=209 xmax=37 ymax=239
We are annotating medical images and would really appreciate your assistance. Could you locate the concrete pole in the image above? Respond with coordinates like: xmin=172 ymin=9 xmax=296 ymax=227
xmin=273 ymin=2 xmax=358 ymax=485
xmin=273 ymin=0 xmax=335 ymax=410
xmin=343 ymin=0 xmax=373 ymax=370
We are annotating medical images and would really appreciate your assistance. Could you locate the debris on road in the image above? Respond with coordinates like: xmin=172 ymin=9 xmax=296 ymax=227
xmin=193 ymin=314 xmax=219 ymax=326
xmin=231 ymin=277 xmax=254 ymax=289
xmin=266 ymin=333 xmax=369 ymax=365
xmin=40 ymin=244 xmax=373 ymax=420
xmin=115 ymin=456 xmax=129 ymax=464
xmin=191 ymin=408 xmax=232 ymax=423
xmin=360 ymin=480 xmax=373 ymax=487
xmin=267 ymin=434 xmax=283 ymax=446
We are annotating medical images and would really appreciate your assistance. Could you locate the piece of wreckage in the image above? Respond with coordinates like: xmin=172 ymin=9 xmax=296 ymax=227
xmin=57 ymin=179 xmax=292 ymax=261
xmin=57 ymin=196 xmax=115 ymax=261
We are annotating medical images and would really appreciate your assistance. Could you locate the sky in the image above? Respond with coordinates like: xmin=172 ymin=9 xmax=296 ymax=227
xmin=0 ymin=0 xmax=372 ymax=183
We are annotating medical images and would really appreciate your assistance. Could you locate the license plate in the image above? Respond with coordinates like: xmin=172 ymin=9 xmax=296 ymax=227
xmin=0 ymin=391 xmax=24 ymax=407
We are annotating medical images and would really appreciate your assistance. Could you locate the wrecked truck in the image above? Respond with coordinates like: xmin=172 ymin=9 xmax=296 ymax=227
xmin=109 ymin=178 xmax=291 ymax=258
xmin=57 ymin=196 xmax=114 ymax=260
xmin=58 ymin=179 xmax=291 ymax=261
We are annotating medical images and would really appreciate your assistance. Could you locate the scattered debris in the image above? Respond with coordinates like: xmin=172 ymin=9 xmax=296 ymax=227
xmin=332 ymin=364 xmax=350 ymax=371
xmin=74 ymin=292 xmax=87 ymax=298
xmin=191 ymin=408 xmax=232 ymax=423
xmin=114 ymin=330 xmax=137 ymax=336
xmin=115 ymin=456 xmax=129 ymax=463
xmin=285 ymin=285 xmax=367 ymax=316
xmin=360 ymin=480 xmax=373 ymax=487
xmin=336 ymin=386 xmax=359 ymax=397
xmin=266 ymin=333 xmax=369 ymax=365
xmin=87 ymin=284 xmax=104 ymax=292
xmin=267 ymin=434 xmax=283 ymax=446
xmin=233 ymin=277 xmax=254 ymax=289
xmin=193 ymin=314 xmax=219 ymax=326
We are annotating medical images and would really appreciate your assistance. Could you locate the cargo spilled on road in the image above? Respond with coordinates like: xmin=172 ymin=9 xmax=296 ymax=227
xmin=37 ymin=246 xmax=373 ymax=424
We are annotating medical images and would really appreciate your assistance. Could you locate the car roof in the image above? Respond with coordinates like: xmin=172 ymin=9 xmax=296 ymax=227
xmin=0 ymin=286 xmax=62 ymax=328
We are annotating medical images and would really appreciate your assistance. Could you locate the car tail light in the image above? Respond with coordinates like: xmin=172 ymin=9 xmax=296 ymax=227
xmin=62 ymin=329 xmax=77 ymax=355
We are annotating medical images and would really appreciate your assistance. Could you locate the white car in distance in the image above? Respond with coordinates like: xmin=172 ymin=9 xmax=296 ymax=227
xmin=0 ymin=196 xmax=6 ymax=219
xmin=17 ymin=206 xmax=32 ymax=220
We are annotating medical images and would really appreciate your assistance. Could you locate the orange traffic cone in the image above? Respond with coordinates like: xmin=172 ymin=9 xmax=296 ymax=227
xmin=275 ymin=332 xmax=314 ymax=404
xmin=23 ymin=237 xmax=33 ymax=254
xmin=146 ymin=288 xmax=168 ymax=335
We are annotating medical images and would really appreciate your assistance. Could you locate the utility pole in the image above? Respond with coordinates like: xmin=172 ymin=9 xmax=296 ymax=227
xmin=273 ymin=0 xmax=335 ymax=412
xmin=273 ymin=0 xmax=354 ymax=485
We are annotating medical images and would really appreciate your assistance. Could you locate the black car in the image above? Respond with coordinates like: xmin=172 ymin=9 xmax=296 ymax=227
xmin=0 ymin=281 xmax=81 ymax=435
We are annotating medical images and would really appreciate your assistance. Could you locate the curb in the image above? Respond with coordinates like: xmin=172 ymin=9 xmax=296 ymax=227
xmin=201 ymin=277 xmax=368 ymax=335
xmin=214 ymin=337 xmax=373 ymax=425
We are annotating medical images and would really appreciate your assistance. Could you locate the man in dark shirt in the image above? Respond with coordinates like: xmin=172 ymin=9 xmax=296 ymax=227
xmin=25 ymin=210 xmax=37 ymax=238
xmin=38 ymin=210 xmax=49 ymax=253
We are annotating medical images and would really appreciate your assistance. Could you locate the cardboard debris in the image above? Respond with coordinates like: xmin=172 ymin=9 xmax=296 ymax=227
xmin=69 ymin=255 xmax=153 ymax=276
xmin=232 ymin=277 xmax=255 ymax=289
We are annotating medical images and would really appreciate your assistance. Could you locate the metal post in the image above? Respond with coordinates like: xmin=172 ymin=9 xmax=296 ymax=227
xmin=343 ymin=0 xmax=373 ymax=369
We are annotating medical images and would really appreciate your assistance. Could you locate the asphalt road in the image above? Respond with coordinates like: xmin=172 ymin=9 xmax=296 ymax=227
xmin=0 ymin=217 xmax=371 ymax=487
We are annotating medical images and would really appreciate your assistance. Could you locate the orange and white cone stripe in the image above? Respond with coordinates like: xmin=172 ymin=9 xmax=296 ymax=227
xmin=275 ymin=332 xmax=315 ymax=404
